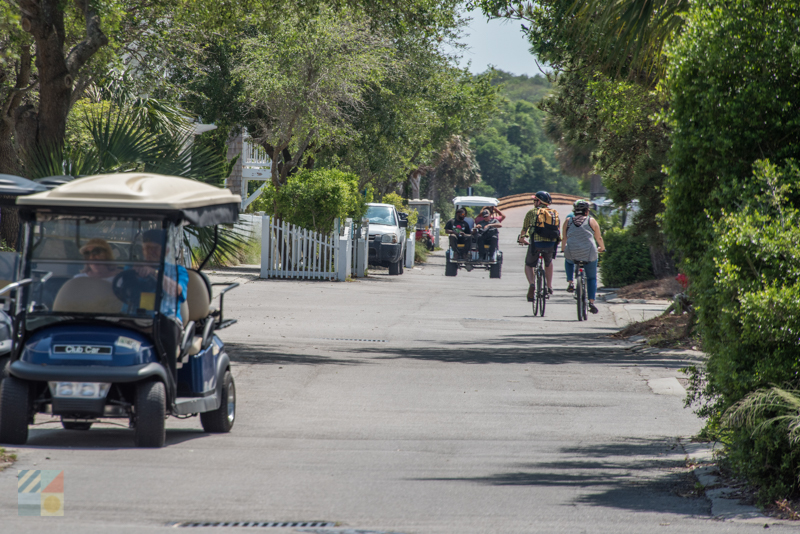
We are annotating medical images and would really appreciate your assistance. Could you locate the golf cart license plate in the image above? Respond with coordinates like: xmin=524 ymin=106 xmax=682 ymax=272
xmin=53 ymin=345 xmax=112 ymax=355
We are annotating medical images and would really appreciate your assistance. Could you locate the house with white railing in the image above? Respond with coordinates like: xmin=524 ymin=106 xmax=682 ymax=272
xmin=224 ymin=131 xmax=272 ymax=211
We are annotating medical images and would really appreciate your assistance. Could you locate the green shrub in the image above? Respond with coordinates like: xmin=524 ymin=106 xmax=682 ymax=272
xmin=598 ymin=228 xmax=653 ymax=287
xmin=381 ymin=192 xmax=405 ymax=212
xmin=250 ymin=168 xmax=365 ymax=233
xmin=664 ymin=0 xmax=800 ymax=268
xmin=689 ymin=160 xmax=800 ymax=503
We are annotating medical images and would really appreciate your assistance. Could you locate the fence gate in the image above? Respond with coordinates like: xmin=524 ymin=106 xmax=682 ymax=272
xmin=260 ymin=216 xmax=338 ymax=280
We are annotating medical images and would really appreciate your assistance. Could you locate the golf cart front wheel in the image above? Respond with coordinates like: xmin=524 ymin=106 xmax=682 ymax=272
xmin=0 ymin=376 xmax=30 ymax=445
xmin=201 ymin=370 xmax=235 ymax=433
xmin=134 ymin=380 xmax=166 ymax=448
xmin=489 ymin=262 xmax=501 ymax=279
xmin=445 ymin=254 xmax=458 ymax=276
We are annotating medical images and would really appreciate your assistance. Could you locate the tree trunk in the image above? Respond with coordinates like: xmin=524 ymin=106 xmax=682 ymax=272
xmin=649 ymin=243 xmax=676 ymax=279
xmin=0 ymin=200 xmax=20 ymax=249
xmin=14 ymin=0 xmax=108 ymax=161
xmin=409 ymin=170 xmax=421 ymax=199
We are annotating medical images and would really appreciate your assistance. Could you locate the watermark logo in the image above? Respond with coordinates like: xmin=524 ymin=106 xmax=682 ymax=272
xmin=18 ymin=470 xmax=64 ymax=516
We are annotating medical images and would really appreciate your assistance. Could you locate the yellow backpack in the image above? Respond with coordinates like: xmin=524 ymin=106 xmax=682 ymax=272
xmin=531 ymin=207 xmax=560 ymax=240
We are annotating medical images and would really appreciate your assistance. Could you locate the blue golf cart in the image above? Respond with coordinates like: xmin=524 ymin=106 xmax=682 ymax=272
xmin=0 ymin=173 xmax=241 ymax=447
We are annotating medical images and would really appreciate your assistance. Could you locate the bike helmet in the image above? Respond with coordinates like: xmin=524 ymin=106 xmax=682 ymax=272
xmin=534 ymin=191 xmax=552 ymax=204
xmin=573 ymin=200 xmax=589 ymax=213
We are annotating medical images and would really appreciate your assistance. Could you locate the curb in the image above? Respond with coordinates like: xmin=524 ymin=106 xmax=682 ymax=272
xmin=682 ymin=442 xmax=788 ymax=525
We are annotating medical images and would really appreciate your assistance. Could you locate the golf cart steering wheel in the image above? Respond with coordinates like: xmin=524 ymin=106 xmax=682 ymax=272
xmin=111 ymin=269 xmax=157 ymax=308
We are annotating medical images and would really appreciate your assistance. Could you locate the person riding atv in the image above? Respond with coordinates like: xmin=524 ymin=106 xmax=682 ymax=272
xmin=444 ymin=196 xmax=503 ymax=278
xmin=473 ymin=208 xmax=502 ymax=258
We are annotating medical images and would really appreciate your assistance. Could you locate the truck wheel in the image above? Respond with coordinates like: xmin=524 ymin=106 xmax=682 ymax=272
xmin=201 ymin=370 xmax=235 ymax=433
xmin=389 ymin=259 xmax=401 ymax=275
xmin=0 ymin=376 xmax=30 ymax=445
xmin=62 ymin=420 xmax=92 ymax=431
xmin=134 ymin=380 xmax=166 ymax=448
xmin=445 ymin=252 xmax=458 ymax=277
xmin=490 ymin=262 xmax=502 ymax=279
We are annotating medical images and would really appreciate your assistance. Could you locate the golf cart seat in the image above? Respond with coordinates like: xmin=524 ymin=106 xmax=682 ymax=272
xmin=52 ymin=277 xmax=123 ymax=314
xmin=182 ymin=269 xmax=213 ymax=356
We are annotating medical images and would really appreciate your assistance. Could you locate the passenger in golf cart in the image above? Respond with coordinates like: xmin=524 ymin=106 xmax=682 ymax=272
xmin=0 ymin=173 xmax=240 ymax=448
xmin=444 ymin=196 xmax=503 ymax=279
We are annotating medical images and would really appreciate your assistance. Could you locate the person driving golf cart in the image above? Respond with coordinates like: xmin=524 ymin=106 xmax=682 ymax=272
xmin=444 ymin=208 xmax=472 ymax=258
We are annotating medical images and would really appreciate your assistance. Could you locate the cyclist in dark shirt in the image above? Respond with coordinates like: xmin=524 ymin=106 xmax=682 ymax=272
xmin=445 ymin=208 xmax=473 ymax=258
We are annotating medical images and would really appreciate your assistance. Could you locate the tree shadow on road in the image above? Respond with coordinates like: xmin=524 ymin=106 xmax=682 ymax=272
xmin=344 ymin=332 xmax=697 ymax=369
xmin=227 ymin=342 xmax=368 ymax=366
xmin=415 ymin=436 xmax=711 ymax=516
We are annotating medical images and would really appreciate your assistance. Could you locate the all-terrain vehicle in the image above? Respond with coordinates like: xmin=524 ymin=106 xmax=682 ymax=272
xmin=0 ymin=172 xmax=241 ymax=447
xmin=444 ymin=196 xmax=503 ymax=278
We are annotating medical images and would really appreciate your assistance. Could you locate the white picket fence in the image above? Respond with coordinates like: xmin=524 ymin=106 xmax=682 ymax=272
xmin=260 ymin=216 xmax=339 ymax=280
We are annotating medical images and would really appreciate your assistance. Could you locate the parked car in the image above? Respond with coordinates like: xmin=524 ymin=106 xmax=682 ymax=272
xmin=366 ymin=203 xmax=408 ymax=275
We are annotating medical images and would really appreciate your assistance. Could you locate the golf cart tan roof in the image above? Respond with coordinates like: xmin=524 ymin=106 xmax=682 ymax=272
xmin=408 ymin=198 xmax=434 ymax=204
xmin=453 ymin=196 xmax=498 ymax=208
xmin=17 ymin=173 xmax=241 ymax=226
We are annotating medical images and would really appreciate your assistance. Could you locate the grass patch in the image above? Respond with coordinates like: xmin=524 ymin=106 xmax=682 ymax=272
xmin=0 ymin=447 xmax=17 ymax=472
xmin=414 ymin=240 xmax=429 ymax=263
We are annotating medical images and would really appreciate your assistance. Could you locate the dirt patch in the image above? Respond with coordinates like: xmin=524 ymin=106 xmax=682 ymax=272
xmin=0 ymin=447 xmax=17 ymax=472
xmin=611 ymin=313 xmax=699 ymax=349
xmin=616 ymin=277 xmax=683 ymax=300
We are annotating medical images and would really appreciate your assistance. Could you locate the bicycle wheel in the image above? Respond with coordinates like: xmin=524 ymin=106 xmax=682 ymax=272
xmin=579 ymin=272 xmax=588 ymax=321
xmin=575 ymin=271 xmax=584 ymax=321
xmin=537 ymin=267 xmax=546 ymax=317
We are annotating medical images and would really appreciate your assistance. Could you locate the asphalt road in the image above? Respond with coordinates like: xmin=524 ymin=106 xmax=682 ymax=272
xmin=0 ymin=219 xmax=788 ymax=533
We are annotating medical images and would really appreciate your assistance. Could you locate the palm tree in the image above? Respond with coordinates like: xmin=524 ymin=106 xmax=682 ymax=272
xmin=565 ymin=0 xmax=689 ymax=82
xmin=23 ymin=96 xmax=247 ymax=266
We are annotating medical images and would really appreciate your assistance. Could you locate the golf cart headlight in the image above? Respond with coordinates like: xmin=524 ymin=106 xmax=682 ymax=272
xmin=49 ymin=381 xmax=110 ymax=399
xmin=381 ymin=233 xmax=397 ymax=244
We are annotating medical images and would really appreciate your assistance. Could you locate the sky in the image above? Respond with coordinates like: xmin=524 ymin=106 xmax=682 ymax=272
xmin=456 ymin=11 xmax=549 ymax=77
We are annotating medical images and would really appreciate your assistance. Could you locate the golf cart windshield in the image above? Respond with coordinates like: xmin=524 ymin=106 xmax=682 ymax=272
xmin=410 ymin=204 xmax=432 ymax=228
xmin=24 ymin=215 xmax=184 ymax=324
xmin=366 ymin=206 xmax=397 ymax=226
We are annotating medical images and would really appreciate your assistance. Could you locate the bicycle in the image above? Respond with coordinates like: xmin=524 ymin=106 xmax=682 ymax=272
xmin=520 ymin=237 xmax=548 ymax=317
xmin=533 ymin=250 xmax=548 ymax=317
xmin=574 ymin=260 xmax=589 ymax=321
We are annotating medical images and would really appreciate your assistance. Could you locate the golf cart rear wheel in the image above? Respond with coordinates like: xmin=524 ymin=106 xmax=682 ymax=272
xmin=62 ymin=420 xmax=92 ymax=431
xmin=134 ymin=380 xmax=166 ymax=448
xmin=445 ymin=252 xmax=458 ymax=276
xmin=0 ymin=376 xmax=30 ymax=445
xmin=489 ymin=262 xmax=501 ymax=279
xmin=389 ymin=258 xmax=402 ymax=275
xmin=201 ymin=370 xmax=235 ymax=433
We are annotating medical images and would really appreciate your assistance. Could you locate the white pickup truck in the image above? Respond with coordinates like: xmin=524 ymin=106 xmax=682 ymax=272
xmin=366 ymin=203 xmax=407 ymax=275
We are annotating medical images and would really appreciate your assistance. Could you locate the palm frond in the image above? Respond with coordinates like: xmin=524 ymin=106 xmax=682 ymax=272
xmin=23 ymin=142 xmax=99 ymax=180
xmin=86 ymin=105 xmax=161 ymax=173
xmin=184 ymin=224 xmax=252 ymax=268
xmin=566 ymin=0 xmax=688 ymax=82
xmin=724 ymin=386 xmax=800 ymax=445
